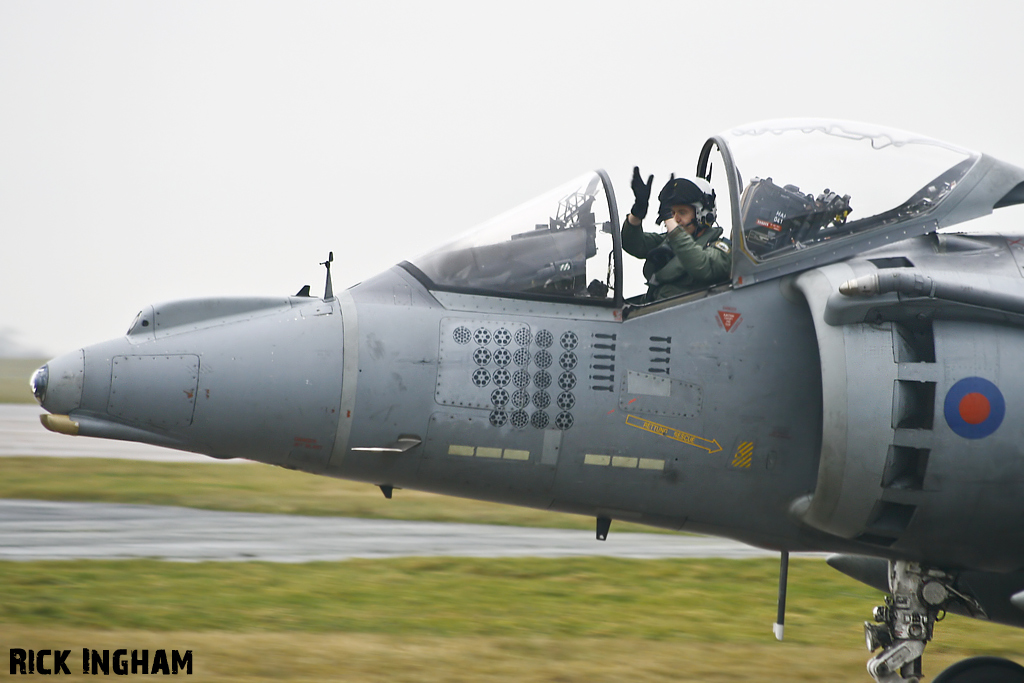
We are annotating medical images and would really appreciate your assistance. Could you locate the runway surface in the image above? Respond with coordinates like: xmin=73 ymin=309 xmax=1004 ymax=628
xmin=0 ymin=499 xmax=796 ymax=562
xmin=1 ymin=404 xmax=809 ymax=563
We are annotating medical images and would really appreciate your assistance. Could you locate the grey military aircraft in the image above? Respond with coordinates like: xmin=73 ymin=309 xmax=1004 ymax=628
xmin=29 ymin=119 xmax=1024 ymax=682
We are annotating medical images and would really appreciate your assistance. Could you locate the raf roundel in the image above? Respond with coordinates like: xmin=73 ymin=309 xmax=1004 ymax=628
xmin=943 ymin=377 xmax=1006 ymax=439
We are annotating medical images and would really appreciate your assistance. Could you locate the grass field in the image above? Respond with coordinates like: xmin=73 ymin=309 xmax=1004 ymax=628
xmin=0 ymin=456 xmax=668 ymax=532
xmin=2 ymin=558 xmax=1020 ymax=682
xmin=2 ymin=434 xmax=1021 ymax=680
xmin=0 ymin=357 xmax=46 ymax=403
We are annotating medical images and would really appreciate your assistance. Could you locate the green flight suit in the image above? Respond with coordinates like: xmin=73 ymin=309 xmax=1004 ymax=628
xmin=621 ymin=219 xmax=732 ymax=302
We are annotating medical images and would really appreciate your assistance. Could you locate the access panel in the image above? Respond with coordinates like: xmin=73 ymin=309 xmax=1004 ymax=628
xmin=108 ymin=354 xmax=200 ymax=428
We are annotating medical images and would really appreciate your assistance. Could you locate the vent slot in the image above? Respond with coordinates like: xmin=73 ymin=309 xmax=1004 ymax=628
xmin=869 ymin=257 xmax=914 ymax=269
xmin=892 ymin=322 xmax=935 ymax=363
xmin=866 ymin=501 xmax=917 ymax=536
xmin=855 ymin=533 xmax=898 ymax=548
xmin=892 ymin=380 xmax=936 ymax=430
xmin=882 ymin=446 xmax=929 ymax=490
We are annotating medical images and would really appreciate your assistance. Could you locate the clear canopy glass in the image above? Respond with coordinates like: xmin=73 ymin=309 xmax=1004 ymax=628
xmin=405 ymin=120 xmax=989 ymax=307
xmin=407 ymin=172 xmax=618 ymax=302
xmin=723 ymin=120 xmax=979 ymax=261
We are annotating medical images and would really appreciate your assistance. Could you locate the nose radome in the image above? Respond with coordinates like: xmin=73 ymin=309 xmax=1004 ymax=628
xmin=36 ymin=349 xmax=85 ymax=415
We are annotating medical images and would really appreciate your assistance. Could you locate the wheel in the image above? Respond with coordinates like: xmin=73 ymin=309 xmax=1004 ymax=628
xmin=933 ymin=657 xmax=1024 ymax=683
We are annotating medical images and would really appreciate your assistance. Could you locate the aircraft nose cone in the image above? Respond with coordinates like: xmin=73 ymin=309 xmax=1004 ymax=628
xmin=36 ymin=349 xmax=85 ymax=415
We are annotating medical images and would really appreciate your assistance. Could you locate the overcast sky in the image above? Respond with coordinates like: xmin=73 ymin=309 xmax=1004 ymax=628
xmin=3 ymin=0 xmax=1024 ymax=358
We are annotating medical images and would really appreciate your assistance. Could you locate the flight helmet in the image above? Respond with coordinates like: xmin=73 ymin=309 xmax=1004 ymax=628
xmin=656 ymin=176 xmax=717 ymax=229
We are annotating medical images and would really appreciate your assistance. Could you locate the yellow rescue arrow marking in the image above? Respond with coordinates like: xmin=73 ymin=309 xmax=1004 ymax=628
xmin=625 ymin=415 xmax=723 ymax=454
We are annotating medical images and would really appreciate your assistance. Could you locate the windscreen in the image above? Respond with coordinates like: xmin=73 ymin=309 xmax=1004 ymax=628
xmin=725 ymin=120 xmax=979 ymax=261
xmin=407 ymin=172 xmax=618 ymax=302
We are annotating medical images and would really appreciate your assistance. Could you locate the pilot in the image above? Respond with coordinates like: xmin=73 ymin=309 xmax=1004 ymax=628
xmin=622 ymin=167 xmax=731 ymax=302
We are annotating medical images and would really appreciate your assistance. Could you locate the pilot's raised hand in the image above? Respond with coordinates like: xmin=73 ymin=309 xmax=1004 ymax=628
xmin=630 ymin=166 xmax=654 ymax=220
xmin=655 ymin=173 xmax=675 ymax=226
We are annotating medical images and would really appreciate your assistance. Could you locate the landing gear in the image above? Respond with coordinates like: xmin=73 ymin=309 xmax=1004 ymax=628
xmin=864 ymin=561 xmax=940 ymax=682
xmin=864 ymin=560 xmax=988 ymax=683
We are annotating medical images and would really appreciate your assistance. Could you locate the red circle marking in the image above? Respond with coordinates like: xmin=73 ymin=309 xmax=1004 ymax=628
xmin=959 ymin=393 xmax=991 ymax=425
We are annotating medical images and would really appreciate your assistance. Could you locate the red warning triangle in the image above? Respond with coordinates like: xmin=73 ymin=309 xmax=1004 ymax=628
xmin=718 ymin=310 xmax=741 ymax=332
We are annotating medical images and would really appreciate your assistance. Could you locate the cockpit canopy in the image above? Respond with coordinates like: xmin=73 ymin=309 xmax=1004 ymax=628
xmin=405 ymin=172 xmax=621 ymax=304
xmin=713 ymin=119 xmax=989 ymax=284
xmin=403 ymin=119 xmax=1024 ymax=305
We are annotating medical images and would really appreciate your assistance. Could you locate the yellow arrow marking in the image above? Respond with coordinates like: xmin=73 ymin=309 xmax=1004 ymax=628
xmin=625 ymin=415 xmax=723 ymax=454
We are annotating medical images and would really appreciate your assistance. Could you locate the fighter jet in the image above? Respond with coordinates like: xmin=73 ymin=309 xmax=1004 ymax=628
xmin=30 ymin=119 xmax=1024 ymax=682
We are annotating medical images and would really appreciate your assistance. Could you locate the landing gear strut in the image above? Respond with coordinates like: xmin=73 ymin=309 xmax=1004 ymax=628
xmin=864 ymin=560 xmax=987 ymax=683
xmin=857 ymin=559 xmax=1024 ymax=682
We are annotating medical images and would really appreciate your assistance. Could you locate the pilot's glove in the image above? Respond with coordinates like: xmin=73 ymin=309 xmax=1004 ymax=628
xmin=630 ymin=167 xmax=654 ymax=219
xmin=642 ymin=243 xmax=674 ymax=284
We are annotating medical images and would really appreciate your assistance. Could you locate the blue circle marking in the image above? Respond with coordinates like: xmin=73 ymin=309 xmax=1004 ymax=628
xmin=944 ymin=377 xmax=1005 ymax=439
